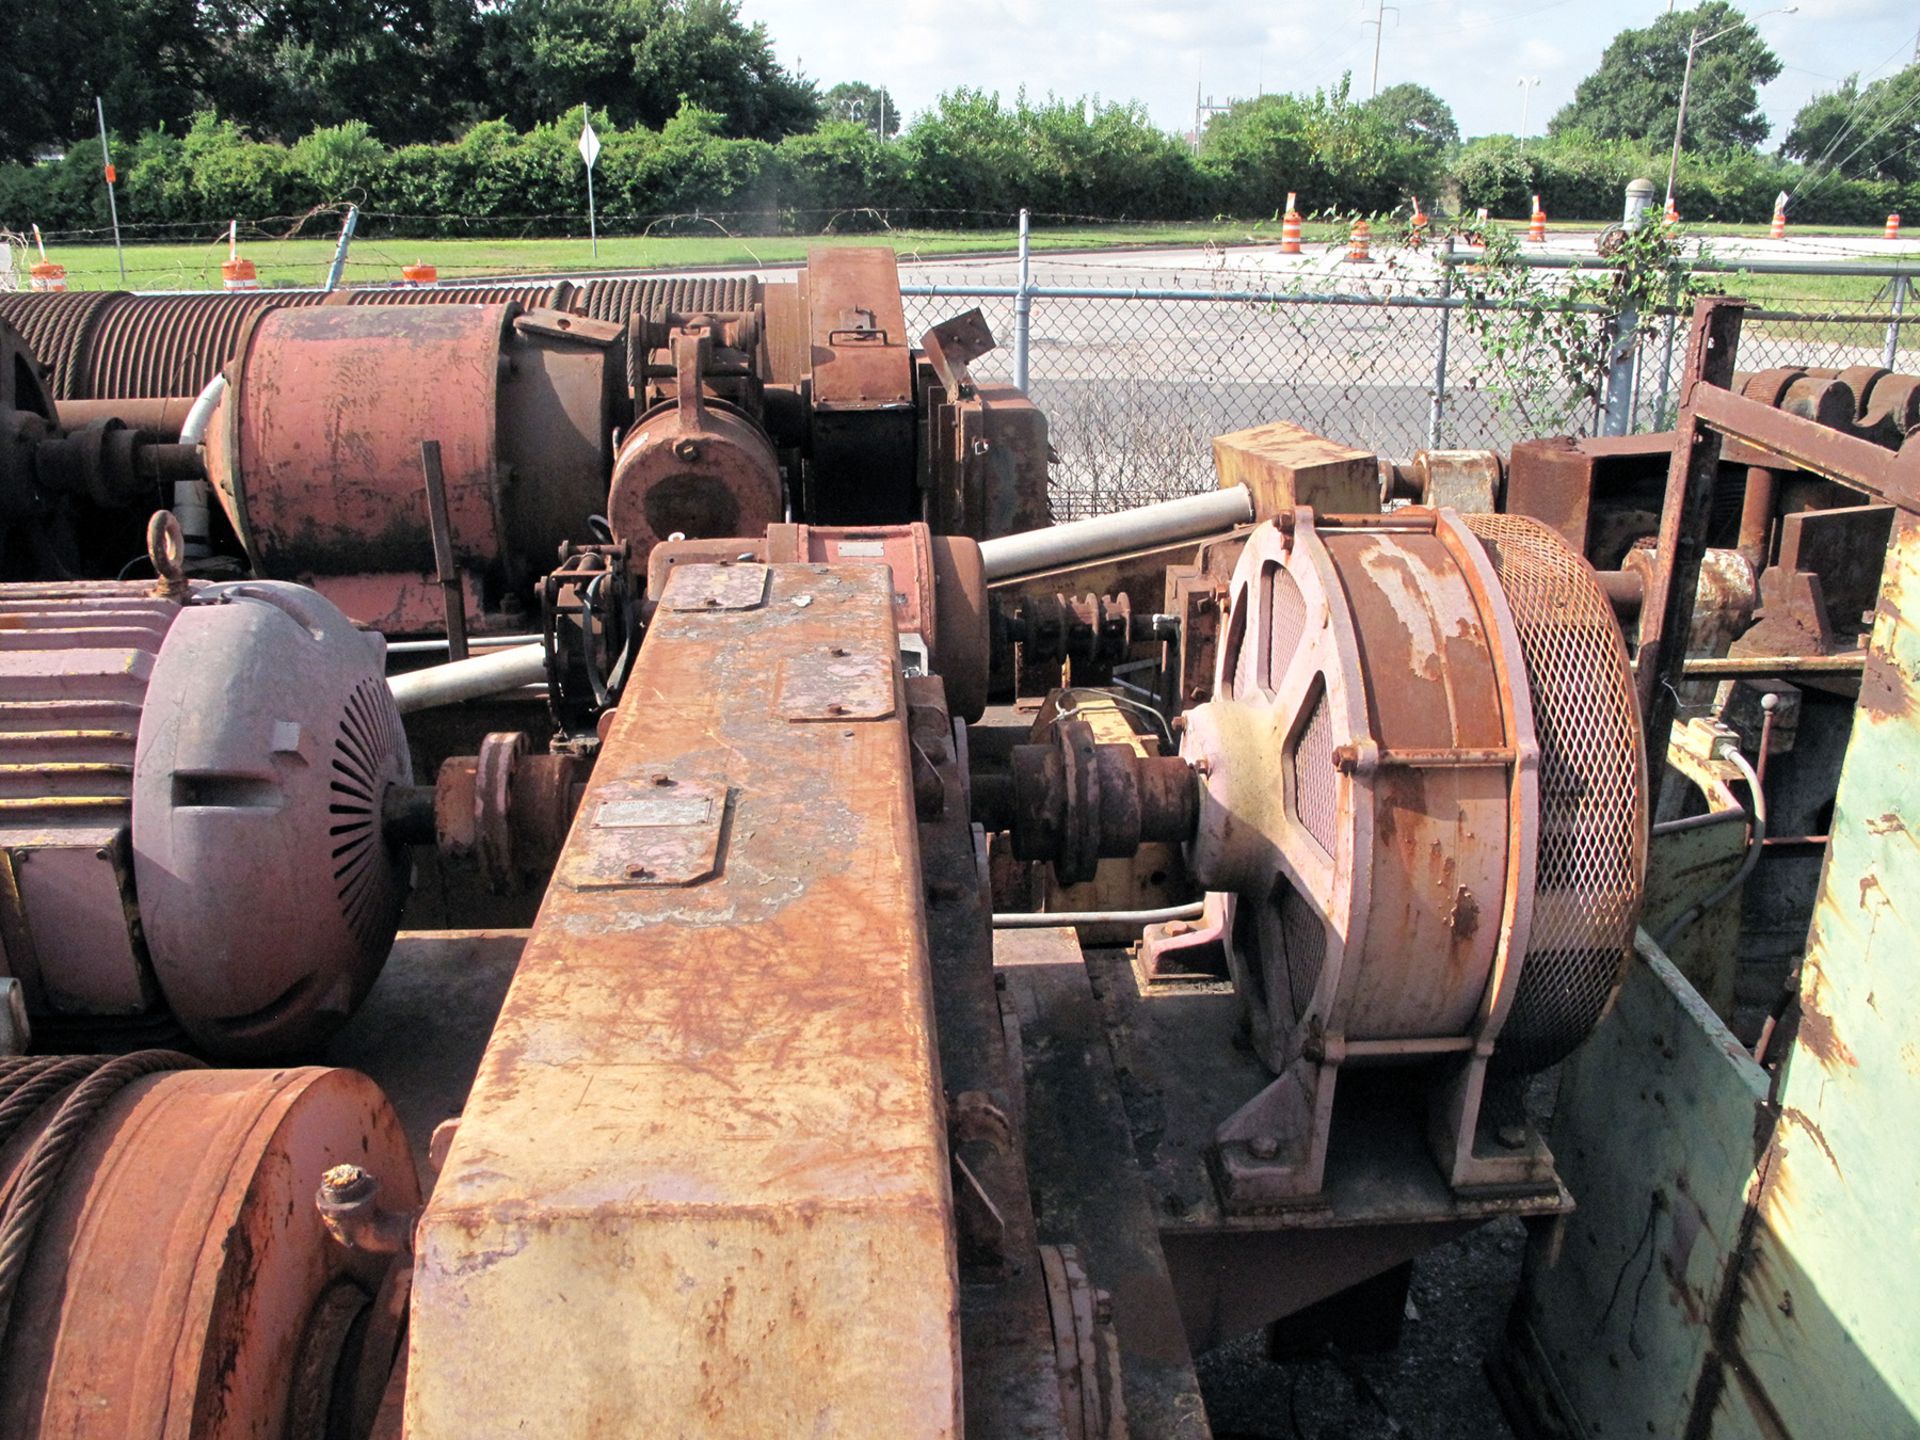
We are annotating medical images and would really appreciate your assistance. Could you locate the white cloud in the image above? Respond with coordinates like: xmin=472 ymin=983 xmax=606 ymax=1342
xmin=752 ymin=0 xmax=1920 ymax=148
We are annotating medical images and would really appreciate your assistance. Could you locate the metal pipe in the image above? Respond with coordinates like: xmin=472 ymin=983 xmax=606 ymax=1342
xmin=385 ymin=633 xmax=541 ymax=656
xmin=55 ymin=396 xmax=198 ymax=436
xmin=1657 ymin=745 xmax=1767 ymax=950
xmin=1738 ymin=466 xmax=1781 ymax=570
xmin=388 ymin=643 xmax=548 ymax=715
xmin=980 ymin=488 xmax=1254 ymax=582
xmin=1681 ymin=652 xmax=1863 ymax=677
xmin=1886 ymin=272 xmax=1909 ymax=369
xmin=1013 ymin=208 xmax=1032 ymax=393
xmin=325 ymin=205 xmax=359 ymax=292
xmin=991 ymin=901 xmax=1204 ymax=929
xmin=1427 ymin=236 xmax=1454 ymax=447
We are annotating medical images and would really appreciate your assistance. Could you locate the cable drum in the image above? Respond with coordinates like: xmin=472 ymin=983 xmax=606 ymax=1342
xmin=577 ymin=274 xmax=761 ymax=325
xmin=341 ymin=278 xmax=578 ymax=309
xmin=0 ymin=292 xmax=120 ymax=400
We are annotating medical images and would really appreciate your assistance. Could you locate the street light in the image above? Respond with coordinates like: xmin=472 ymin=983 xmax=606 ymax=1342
xmin=1517 ymin=76 xmax=1541 ymax=138
xmin=1664 ymin=7 xmax=1796 ymax=211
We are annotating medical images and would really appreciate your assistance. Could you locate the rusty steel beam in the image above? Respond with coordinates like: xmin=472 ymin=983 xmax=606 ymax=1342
xmin=1636 ymin=298 xmax=1747 ymax=784
xmin=1688 ymin=381 xmax=1920 ymax=512
xmin=409 ymin=561 xmax=963 ymax=1437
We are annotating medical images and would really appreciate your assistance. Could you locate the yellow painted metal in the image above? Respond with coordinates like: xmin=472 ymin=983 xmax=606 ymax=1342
xmin=408 ymin=563 xmax=960 ymax=1437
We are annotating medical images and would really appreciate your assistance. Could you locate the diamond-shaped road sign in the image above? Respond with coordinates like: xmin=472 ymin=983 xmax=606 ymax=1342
xmin=579 ymin=119 xmax=601 ymax=170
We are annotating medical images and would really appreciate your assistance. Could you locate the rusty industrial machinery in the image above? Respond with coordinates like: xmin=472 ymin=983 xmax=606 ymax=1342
xmin=0 ymin=274 xmax=1909 ymax=1440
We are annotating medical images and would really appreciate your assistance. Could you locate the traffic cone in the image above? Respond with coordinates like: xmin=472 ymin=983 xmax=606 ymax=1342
xmin=26 ymin=225 xmax=64 ymax=291
xmin=1664 ymin=197 xmax=1679 ymax=225
xmin=1410 ymin=196 xmax=1429 ymax=248
xmin=1887 ymin=213 xmax=1902 ymax=242
xmin=1347 ymin=217 xmax=1372 ymax=263
xmin=401 ymin=263 xmax=439 ymax=287
xmin=221 ymin=221 xmax=259 ymax=291
xmin=1280 ymin=194 xmax=1303 ymax=255
xmin=1527 ymin=196 xmax=1546 ymax=243
xmin=1770 ymin=204 xmax=1787 ymax=240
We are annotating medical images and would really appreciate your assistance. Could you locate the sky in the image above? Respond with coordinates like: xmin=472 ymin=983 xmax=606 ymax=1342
xmin=748 ymin=0 xmax=1920 ymax=150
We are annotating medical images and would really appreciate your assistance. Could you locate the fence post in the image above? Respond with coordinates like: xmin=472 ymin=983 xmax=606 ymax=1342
xmin=1653 ymin=276 xmax=1681 ymax=429
xmin=1884 ymin=272 xmax=1909 ymax=370
xmin=1014 ymin=208 xmax=1032 ymax=393
xmin=1603 ymin=292 xmax=1640 ymax=437
xmin=1428 ymin=236 xmax=1455 ymax=447
xmin=324 ymin=205 xmax=359 ymax=292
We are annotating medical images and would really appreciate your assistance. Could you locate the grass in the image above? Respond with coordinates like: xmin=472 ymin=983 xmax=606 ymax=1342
xmin=19 ymin=221 xmax=1300 ymax=291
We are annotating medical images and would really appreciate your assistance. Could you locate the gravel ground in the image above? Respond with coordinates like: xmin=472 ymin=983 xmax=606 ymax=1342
xmin=1197 ymin=1218 xmax=1527 ymax=1440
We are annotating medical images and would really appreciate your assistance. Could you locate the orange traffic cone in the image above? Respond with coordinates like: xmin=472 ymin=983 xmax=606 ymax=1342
xmin=1527 ymin=196 xmax=1546 ymax=243
xmin=1280 ymin=193 xmax=1303 ymax=255
xmin=1887 ymin=213 xmax=1902 ymax=241
xmin=401 ymin=263 xmax=439 ymax=287
xmin=1410 ymin=196 xmax=1429 ymax=247
xmin=1770 ymin=205 xmax=1787 ymax=240
xmin=1347 ymin=217 xmax=1372 ymax=263
xmin=26 ymin=225 xmax=64 ymax=291
xmin=1664 ymin=197 xmax=1679 ymax=225
xmin=221 ymin=221 xmax=258 ymax=291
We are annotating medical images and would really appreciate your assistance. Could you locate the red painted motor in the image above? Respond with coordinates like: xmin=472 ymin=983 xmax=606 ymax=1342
xmin=605 ymin=328 xmax=783 ymax=570
xmin=203 ymin=302 xmax=624 ymax=634
xmin=0 ymin=564 xmax=412 ymax=1057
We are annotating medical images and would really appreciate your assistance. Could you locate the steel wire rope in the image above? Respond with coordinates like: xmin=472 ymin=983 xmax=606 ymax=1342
xmin=0 ymin=1049 xmax=205 ymax=1356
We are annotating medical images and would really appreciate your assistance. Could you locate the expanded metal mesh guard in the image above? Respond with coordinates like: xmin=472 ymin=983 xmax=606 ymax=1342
xmin=1465 ymin=514 xmax=1647 ymax=1072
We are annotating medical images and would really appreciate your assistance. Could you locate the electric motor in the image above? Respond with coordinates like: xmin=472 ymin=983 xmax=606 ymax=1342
xmin=0 ymin=576 xmax=411 ymax=1056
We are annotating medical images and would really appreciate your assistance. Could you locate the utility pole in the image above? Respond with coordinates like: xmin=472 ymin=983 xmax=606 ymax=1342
xmin=1364 ymin=1 xmax=1400 ymax=97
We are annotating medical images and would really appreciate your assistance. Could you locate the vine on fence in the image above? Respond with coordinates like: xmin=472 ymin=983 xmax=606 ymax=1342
xmin=1438 ymin=216 xmax=1720 ymax=434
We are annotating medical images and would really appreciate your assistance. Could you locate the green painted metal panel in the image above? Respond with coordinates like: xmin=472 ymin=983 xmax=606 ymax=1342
xmin=1715 ymin=514 xmax=1920 ymax=1439
xmin=1510 ymin=938 xmax=1770 ymax=1437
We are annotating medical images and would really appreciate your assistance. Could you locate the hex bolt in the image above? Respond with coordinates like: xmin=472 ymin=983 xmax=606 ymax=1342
xmin=673 ymin=438 xmax=702 ymax=462
xmin=650 ymin=773 xmax=674 ymax=787
xmin=627 ymin=864 xmax=654 ymax=879
xmin=827 ymin=702 xmax=848 ymax=715
xmin=1248 ymin=1134 xmax=1281 ymax=1161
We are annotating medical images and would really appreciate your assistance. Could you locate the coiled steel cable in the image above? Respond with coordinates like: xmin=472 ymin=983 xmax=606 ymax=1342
xmin=0 ymin=1050 xmax=204 ymax=1349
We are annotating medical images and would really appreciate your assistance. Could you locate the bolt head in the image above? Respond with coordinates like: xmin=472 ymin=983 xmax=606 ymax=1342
xmin=1248 ymin=1134 xmax=1281 ymax=1161
xmin=673 ymin=438 xmax=701 ymax=462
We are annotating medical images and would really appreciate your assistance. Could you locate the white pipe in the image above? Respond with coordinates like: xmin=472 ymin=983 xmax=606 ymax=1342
xmin=173 ymin=372 xmax=229 ymax=560
xmin=980 ymin=487 xmax=1254 ymax=582
xmin=991 ymin=901 xmax=1204 ymax=929
xmin=178 ymin=372 xmax=227 ymax=447
xmin=388 ymin=643 xmax=548 ymax=715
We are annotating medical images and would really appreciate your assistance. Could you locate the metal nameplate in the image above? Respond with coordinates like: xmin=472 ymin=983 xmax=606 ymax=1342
xmin=662 ymin=563 xmax=769 ymax=611
xmin=777 ymin=648 xmax=895 ymax=721
xmin=562 ymin=779 xmax=728 ymax=888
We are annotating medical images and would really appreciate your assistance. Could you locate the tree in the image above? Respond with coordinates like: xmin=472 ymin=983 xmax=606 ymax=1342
xmin=1364 ymin=83 xmax=1458 ymax=157
xmin=1783 ymin=65 xmax=1920 ymax=184
xmin=0 ymin=0 xmax=206 ymax=163
xmin=481 ymin=0 xmax=819 ymax=141
xmin=1548 ymin=2 xmax=1781 ymax=151
xmin=824 ymin=82 xmax=900 ymax=137
xmin=195 ymin=0 xmax=487 ymax=145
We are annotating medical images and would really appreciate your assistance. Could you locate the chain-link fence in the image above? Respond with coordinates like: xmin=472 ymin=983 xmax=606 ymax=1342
xmin=901 ymin=258 xmax=1920 ymax=521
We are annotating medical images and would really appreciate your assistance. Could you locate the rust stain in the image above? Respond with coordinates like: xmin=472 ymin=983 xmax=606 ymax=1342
xmin=1794 ymin=992 xmax=1858 ymax=1070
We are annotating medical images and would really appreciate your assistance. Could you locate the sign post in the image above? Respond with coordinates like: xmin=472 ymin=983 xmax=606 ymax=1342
xmin=579 ymin=104 xmax=601 ymax=259
xmin=95 ymin=97 xmax=126 ymax=286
